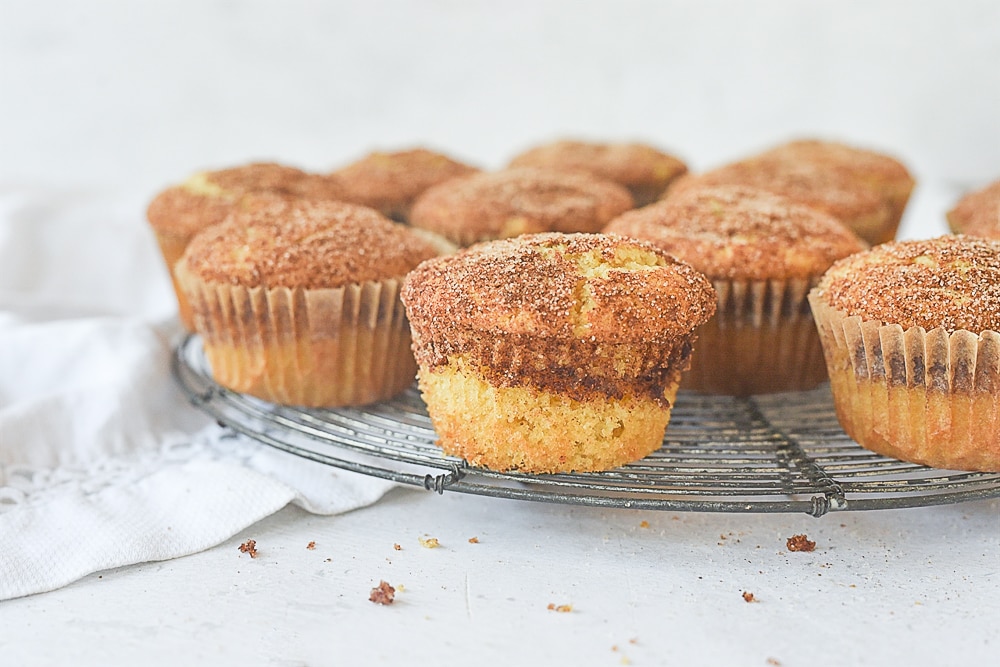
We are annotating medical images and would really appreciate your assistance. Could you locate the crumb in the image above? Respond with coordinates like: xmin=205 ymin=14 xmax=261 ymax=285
xmin=393 ymin=543 xmax=402 ymax=551
xmin=742 ymin=591 xmax=757 ymax=603
xmin=767 ymin=658 xmax=782 ymax=666
xmin=238 ymin=539 xmax=258 ymax=558
xmin=547 ymin=603 xmax=573 ymax=612
xmin=639 ymin=520 xmax=650 ymax=528
xmin=786 ymin=534 xmax=817 ymax=552
xmin=369 ymin=580 xmax=396 ymax=605
xmin=98 ymin=575 xmax=102 ymax=579
xmin=324 ymin=558 xmax=332 ymax=562
xmin=306 ymin=541 xmax=316 ymax=550
xmin=468 ymin=536 xmax=480 ymax=544
xmin=419 ymin=537 xmax=441 ymax=549
xmin=611 ymin=645 xmax=618 ymax=652
xmin=629 ymin=638 xmax=638 ymax=645
xmin=720 ymin=534 xmax=727 ymax=540
xmin=397 ymin=584 xmax=406 ymax=592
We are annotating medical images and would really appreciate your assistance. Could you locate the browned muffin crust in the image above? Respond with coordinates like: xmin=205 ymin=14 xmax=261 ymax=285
xmin=146 ymin=162 xmax=347 ymax=238
xmin=332 ymin=148 xmax=479 ymax=221
xmin=508 ymin=140 xmax=688 ymax=206
xmin=815 ymin=235 xmax=1000 ymax=333
xmin=408 ymin=167 xmax=635 ymax=246
xmin=606 ymin=185 xmax=867 ymax=281
xmin=671 ymin=156 xmax=890 ymax=230
xmin=761 ymin=139 xmax=914 ymax=198
xmin=181 ymin=199 xmax=441 ymax=289
xmin=947 ymin=180 xmax=1000 ymax=240
xmin=667 ymin=140 xmax=914 ymax=246
xmin=401 ymin=233 xmax=716 ymax=403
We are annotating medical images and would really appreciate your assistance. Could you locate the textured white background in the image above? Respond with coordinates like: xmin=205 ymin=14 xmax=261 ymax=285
xmin=2 ymin=0 xmax=999 ymax=195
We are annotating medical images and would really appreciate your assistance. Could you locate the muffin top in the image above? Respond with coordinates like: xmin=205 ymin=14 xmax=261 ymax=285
xmin=147 ymin=162 xmax=347 ymax=238
xmin=332 ymin=148 xmax=479 ymax=221
xmin=508 ymin=140 xmax=687 ymax=204
xmin=402 ymin=232 xmax=716 ymax=345
xmin=814 ymin=235 xmax=1000 ymax=332
xmin=605 ymin=185 xmax=867 ymax=281
xmin=180 ymin=198 xmax=442 ymax=289
xmin=670 ymin=155 xmax=890 ymax=229
xmin=409 ymin=167 xmax=635 ymax=246
xmin=947 ymin=179 xmax=1000 ymax=240
xmin=758 ymin=139 xmax=914 ymax=196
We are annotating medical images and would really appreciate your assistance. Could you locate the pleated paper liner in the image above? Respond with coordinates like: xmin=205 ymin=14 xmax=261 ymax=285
xmin=178 ymin=267 xmax=416 ymax=408
xmin=683 ymin=277 xmax=827 ymax=395
xmin=152 ymin=230 xmax=198 ymax=332
xmin=809 ymin=294 xmax=1000 ymax=472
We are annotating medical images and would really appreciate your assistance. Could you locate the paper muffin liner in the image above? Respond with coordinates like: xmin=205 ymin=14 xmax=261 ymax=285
xmin=809 ymin=294 xmax=1000 ymax=471
xmin=682 ymin=277 xmax=827 ymax=395
xmin=177 ymin=263 xmax=416 ymax=407
xmin=152 ymin=230 xmax=198 ymax=332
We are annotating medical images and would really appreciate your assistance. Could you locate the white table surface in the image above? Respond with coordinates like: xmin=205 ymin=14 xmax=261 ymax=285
xmin=2 ymin=490 xmax=998 ymax=666
xmin=2 ymin=2 xmax=998 ymax=664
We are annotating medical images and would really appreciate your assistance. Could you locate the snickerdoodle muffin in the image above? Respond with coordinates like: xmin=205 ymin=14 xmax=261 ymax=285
xmin=508 ymin=139 xmax=688 ymax=206
xmin=809 ymin=235 xmax=1000 ymax=471
xmin=669 ymin=139 xmax=915 ymax=246
xmin=947 ymin=179 xmax=1000 ymax=240
xmin=147 ymin=162 xmax=348 ymax=330
xmin=175 ymin=198 xmax=445 ymax=407
xmin=401 ymin=232 xmax=717 ymax=473
xmin=332 ymin=148 xmax=479 ymax=223
xmin=606 ymin=185 xmax=867 ymax=395
xmin=408 ymin=167 xmax=635 ymax=247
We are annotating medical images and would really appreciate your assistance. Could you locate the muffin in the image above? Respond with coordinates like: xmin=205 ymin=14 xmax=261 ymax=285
xmin=809 ymin=235 xmax=1000 ymax=471
xmin=947 ymin=179 xmax=1000 ymax=240
xmin=508 ymin=139 xmax=688 ymax=206
xmin=409 ymin=167 xmax=635 ymax=247
xmin=175 ymin=198 xmax=444 ymax=408
xmin=147 ymin=162 xmax=348 ymax=330
xmin=669 ymin=139 xmax=915 ymax=246
xmin=332 ymin=148 xmax=479 ymax=223
xmin=606 ymin=185 xmax=867 ymax=395
xmin=401 ymin=232 xmax=717 ymax=473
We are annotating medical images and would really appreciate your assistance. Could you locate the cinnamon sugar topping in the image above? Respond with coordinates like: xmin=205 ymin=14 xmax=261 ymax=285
xmin=947 ymin=180 xmax=1000 ymax=240
xmin=146 ymin=162 xmax=347 ymax=238
xmin=333 ymin=148 xmax=479 ymax=221
xmin=509 ymin=140 xmax=687 ymax=205
xmin=402 ymin=233 xmax=716 ymax=402
xmin=409 ymin=167 xmax=635 ymax=246
xmin=606 ymin=185 xmax=867 ymax=280
xmin=180 ymin=199 xmax=441 ymax=289
xmin=816 ymin=235 xmax=1000 ymax=332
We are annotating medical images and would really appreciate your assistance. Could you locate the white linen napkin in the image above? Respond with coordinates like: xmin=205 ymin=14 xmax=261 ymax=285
xmin=0 ymin=189 xmax=400 ymax=601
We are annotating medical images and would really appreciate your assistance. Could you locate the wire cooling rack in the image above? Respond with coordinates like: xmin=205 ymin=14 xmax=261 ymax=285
xmin=173 ymin=335 xmax=1000 ymax=517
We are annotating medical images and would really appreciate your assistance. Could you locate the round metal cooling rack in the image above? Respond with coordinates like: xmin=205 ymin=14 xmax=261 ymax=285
xmin=173 ymin=335 xmax=1000 ymax=517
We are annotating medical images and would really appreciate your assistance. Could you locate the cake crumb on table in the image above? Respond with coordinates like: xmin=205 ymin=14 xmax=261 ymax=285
xmin=742 ymin=591 xmax=757 ymax=603
xmin=419 ymin=537 xmax=440 ymax=549
xmin=393 ymin=543 xmax=402 ymax=551
xmin=547 ymin=603 xmax=573 ymax=612
xmin=238 ymin=539 xmax=258 ymax=558
xmin=306 ymin=541 xmax=316 ymax=550
xmin=369 ymin=580 xmax=396 ymax=605
xmin=468 ymin=536 xmax=480 ymax=544
xmin=786 ymin=534 xmax=817 ymax=552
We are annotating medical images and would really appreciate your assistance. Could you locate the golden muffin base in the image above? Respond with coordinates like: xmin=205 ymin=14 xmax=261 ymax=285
xmin=810 ymin=296 xmax=1000 ymax=472
xmin=180 ymin=272 xmax=416 ymax=408
xmin=418 ymin=356 xmax=677 ymax=473
xmin=683 ymin=278 xmax=827 ymax=395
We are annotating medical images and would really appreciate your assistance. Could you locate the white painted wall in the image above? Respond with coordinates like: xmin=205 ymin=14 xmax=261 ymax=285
xmin=2 ymin=0 xmax=998 ymax=194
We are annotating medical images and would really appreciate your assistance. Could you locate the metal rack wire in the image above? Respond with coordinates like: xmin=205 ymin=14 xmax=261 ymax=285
xmin=173 ymin=335 xmax=1000 ymax=517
